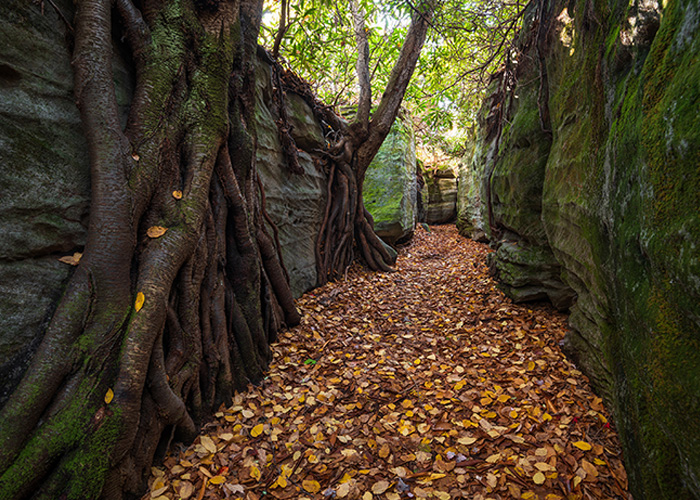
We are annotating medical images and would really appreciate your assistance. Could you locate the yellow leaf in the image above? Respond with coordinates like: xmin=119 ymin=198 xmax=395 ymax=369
xmin=104 ymin=388 xmax=114 ymax=404
xmin=200 ymin=435 xmax=217 ymax=454
xmin=58 ymin=252 xmax=82 ymax=266
xmin=147 ymin=226 xmax=168 ymax=238
xmin=135 ymin=292 xmax=145 ymax=312
xmin=172 ymin=190 xmax=183 ymax=199
xmin=250 ymin=465 xmax=261 ymax=480
xmin=339 ymin=473 xmax=353 ymax=484
xmin=273 ymin=475 xmax=288 ymax=489
xmin=573 ymin=440 xmax=592 ymax=451
xmin=533 ymin=471 xmax=546 ymax=485
xmin=302 ymin=479 xmax=321 ymax=493
xmin=209 ymin=475 xmax=226 ymax=485
xmin=251 ymin=423 xmax=264 ymax=437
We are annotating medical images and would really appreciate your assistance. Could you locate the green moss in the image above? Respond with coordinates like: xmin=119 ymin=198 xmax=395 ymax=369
xmin=364 ymin=113 xmax=416 ymax=241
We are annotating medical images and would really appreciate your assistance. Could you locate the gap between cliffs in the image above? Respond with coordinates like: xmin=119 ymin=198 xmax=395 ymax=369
xmin=143 ymin=226 xmax=630 ymax=500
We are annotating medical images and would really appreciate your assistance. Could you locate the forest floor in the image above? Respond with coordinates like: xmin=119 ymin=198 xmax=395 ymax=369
xmin=145 ymin=225 xmax=630 ymax=500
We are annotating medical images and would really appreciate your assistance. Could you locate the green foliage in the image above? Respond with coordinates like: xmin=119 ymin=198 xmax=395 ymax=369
xmin=260 ymin=0 xmax=524 ymax=153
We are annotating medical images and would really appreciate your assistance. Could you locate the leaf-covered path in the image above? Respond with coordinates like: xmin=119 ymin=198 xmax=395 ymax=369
xmin=146 ymin=226 xmax=629 ymax=500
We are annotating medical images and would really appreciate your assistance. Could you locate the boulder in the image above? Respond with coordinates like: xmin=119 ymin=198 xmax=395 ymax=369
xmin=363 ymin=111 xmax=417 ymax=244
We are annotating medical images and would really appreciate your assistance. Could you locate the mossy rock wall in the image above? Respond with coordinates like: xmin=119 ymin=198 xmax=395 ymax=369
xmin=460 ymin=6 xmax=576 ymax=311
xmin=0 ymin=1 xmax=329 ymax=406
xmin=468 ymin=0 xmax=700 ymax=497
xmin=363 ymin=112 xmax=417 ymax=244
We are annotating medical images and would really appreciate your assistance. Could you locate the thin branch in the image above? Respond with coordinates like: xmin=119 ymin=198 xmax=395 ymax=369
xmin=350 ymin=0 xmax=372 ymax=137
xmin=272 ymin=0 xmax=289 ymax=58
xmin=44 ymin=0 xmax=74 ymax=32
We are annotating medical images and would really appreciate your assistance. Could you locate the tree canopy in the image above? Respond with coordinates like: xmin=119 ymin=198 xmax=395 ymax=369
xmin=260 ymin=0 xmax=524 ymax=154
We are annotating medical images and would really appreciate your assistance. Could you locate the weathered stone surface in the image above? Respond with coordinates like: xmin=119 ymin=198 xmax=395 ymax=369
xmin=466 ymin=1 xmax=700 ymax=497
xmin=254 ymin=61 xmax=327 ymax=298
xmin=420 ymin=168 xmax=458 ymax=224
xmin=364 ymin=111 xmax=417 ymax=244
xmin=460 ymin=9 xmax=575 ymax=311
xmin=0 ymin=1 xmax=91 ymax=405
xmin=456 ymin=92 xmax=499 ymax=243
xmin=0 ymin=1 xmax=326 ymax=407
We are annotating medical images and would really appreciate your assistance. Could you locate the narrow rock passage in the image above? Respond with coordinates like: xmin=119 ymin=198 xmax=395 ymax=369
xmin=146 ymin=226 xmax=629 ymax=500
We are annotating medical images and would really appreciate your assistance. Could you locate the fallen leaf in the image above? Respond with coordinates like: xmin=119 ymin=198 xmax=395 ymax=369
xmin=58 ymin=252 xmax=82 ymax=266
xmin=573 ymin=440 xmax=592 ymax=451
xmin=533 ymin=471 xmax=546 ymax=485
xmin=104 ymin=388 xmax=114 ymax=404
xmin=302 ymin=479 xmax=321 ymax=493
xmin=458 ymin=436 xmax=477 ymax=445
xmin=179 ymin=481 xmax=194 ymax=499
xmin=172 ymin=190 xmax=183 ymax=199
xmin=135 ymin=292 xmax=145 ymax=312
xmin=251 ymin=423 xmax=264 ymax=437
xmin=209 ymin=475 xmax=226 ymax=485
xmin=371 ymin=480 xmax=389 ymax=494
xmin=147 ymin=226 xmax=168 ymax=239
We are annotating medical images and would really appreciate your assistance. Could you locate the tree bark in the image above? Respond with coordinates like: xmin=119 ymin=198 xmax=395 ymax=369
xmin=0 ymin=0 xmax=299 ymax=498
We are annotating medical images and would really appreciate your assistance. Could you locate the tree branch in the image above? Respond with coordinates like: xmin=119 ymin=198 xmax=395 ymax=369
xmin=271 ymin=0 xmax=289 ymax=58
xmin=350 ymin=0 xmax=371 ymax=138
xmin=357 ymin=0 xmax=435 ymax=169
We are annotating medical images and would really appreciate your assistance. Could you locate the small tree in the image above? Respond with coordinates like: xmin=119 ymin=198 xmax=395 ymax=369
xmin=265 ymin=0 xmax=436 ymax=280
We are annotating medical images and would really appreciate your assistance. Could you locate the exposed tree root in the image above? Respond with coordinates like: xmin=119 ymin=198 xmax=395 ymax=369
xmin=0 ymin=0 xmax=299 ymax=498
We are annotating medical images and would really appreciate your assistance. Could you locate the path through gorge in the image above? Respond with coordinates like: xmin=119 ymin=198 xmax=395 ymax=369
xmin=144 ymin=226 xmax=629 ymax=500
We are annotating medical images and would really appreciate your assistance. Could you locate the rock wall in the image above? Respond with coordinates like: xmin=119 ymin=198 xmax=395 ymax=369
xmin=363 ymin=111 xmax=417 ymax=244
xmin=463 ymin=0 xmax=700 ymax=497
xmin=0 ymin=0 xmax=131 ymax=404
xmin=0 ymin=1 xmax=329 ymax=404
xmin=420 ymin=168 xmax=458 ymax=225
xmin=254 ymin=62 xmax=327 ymax=298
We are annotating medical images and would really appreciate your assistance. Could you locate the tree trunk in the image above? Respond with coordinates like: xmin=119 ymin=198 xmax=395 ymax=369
xmin=0 ymin=0 xmax=299 ymax=498
xmin=314 ymin=0 xmax=435 ymax=284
